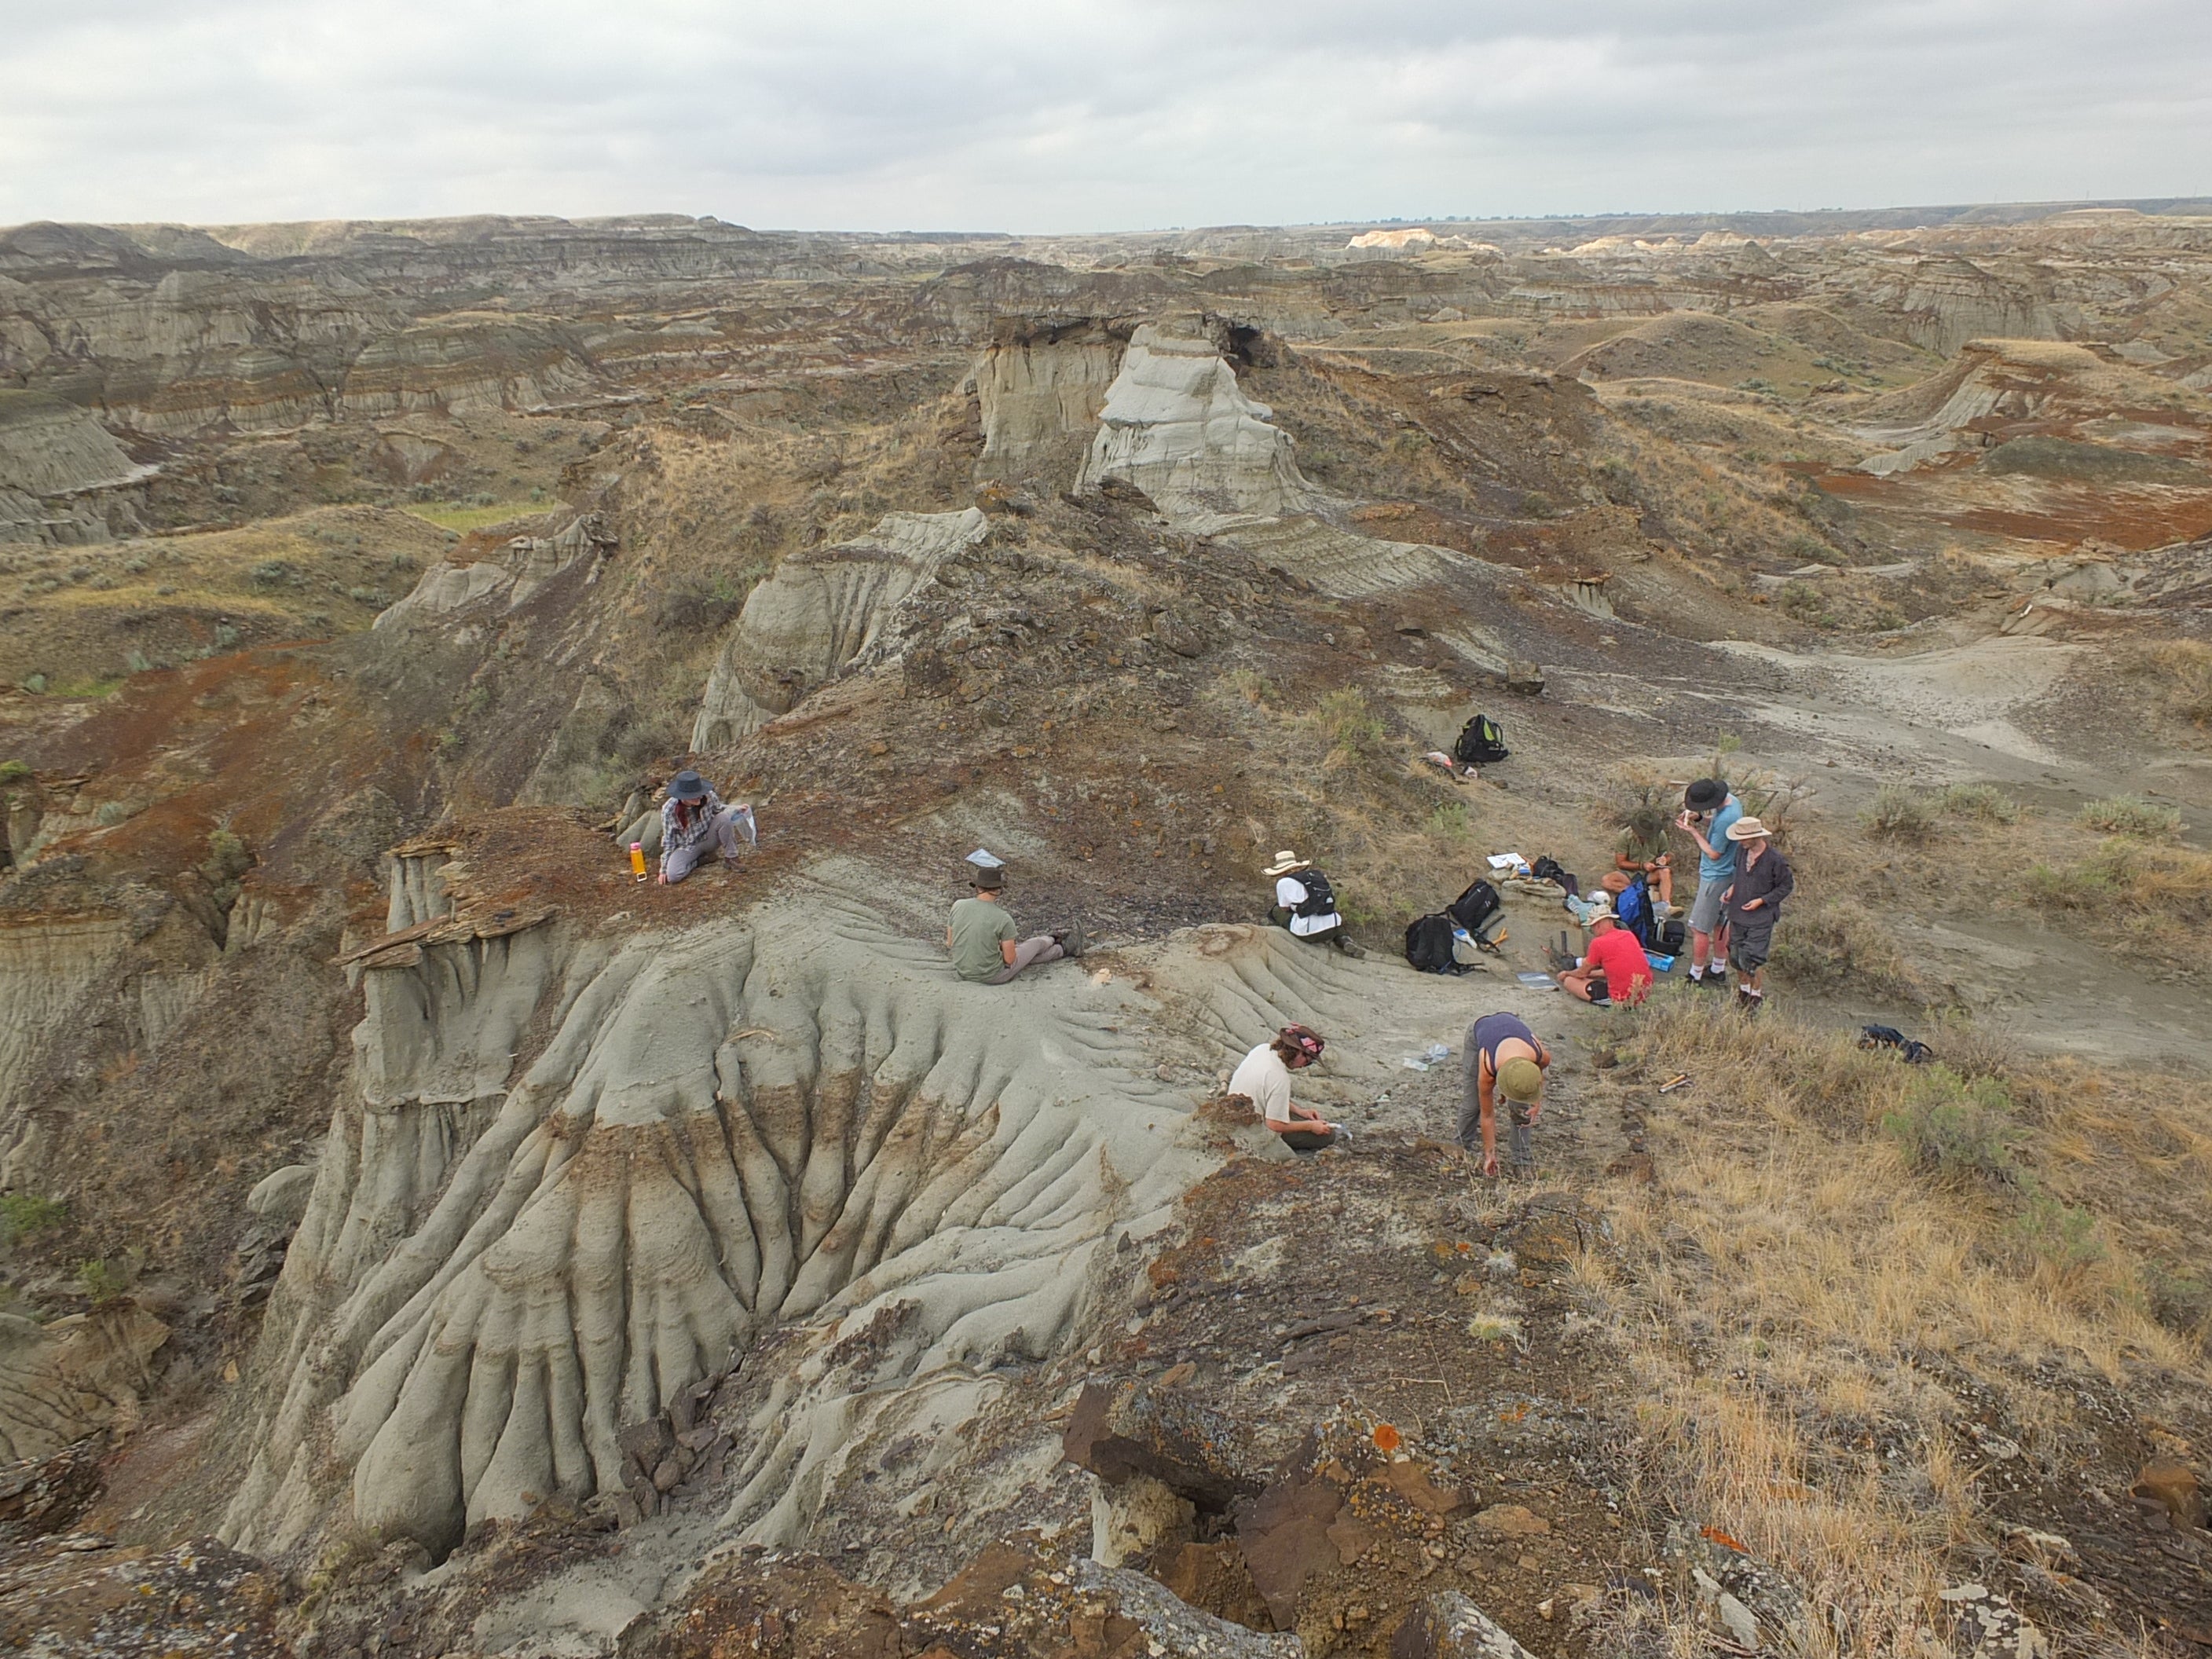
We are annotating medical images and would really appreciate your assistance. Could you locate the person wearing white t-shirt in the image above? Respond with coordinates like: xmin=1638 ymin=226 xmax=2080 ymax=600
xmin=1227 ymin=1024 xmax=1344 ymax=1152
xmin=1262 ymin=850 xmax=1364 ymax=958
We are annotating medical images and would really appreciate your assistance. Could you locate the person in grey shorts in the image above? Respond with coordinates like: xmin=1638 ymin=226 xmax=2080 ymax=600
xmin=1722 ymin=817 xmax=1793 ymax=1012
xmin=1677 ymin=778 xmax=1742 ymax=989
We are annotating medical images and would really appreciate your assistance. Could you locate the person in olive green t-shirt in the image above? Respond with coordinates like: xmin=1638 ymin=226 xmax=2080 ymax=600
xmin=945 ymin=866 xmax=1085 ymax=983
xmin=1613 ymin=819 xmax=1673 ymax=909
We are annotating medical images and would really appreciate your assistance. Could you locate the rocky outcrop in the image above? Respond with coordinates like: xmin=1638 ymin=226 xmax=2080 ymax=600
xmin=375 ymin=511 xmax=617 ymax=629
xmin=967 ymin=324 xmax=1125 ymax=485
xmin=0 ymin=390 xmax=152 ymax=544
xmin=691 ymin=507 xmax=987 ymax=749
xmin=222 ymin=858 xmax=1230 ymax=1558
xmin=0 ymin=1299 xmax=169 ymax=1463
xmin=1079 ymin=321 xmax=1315 ymax=522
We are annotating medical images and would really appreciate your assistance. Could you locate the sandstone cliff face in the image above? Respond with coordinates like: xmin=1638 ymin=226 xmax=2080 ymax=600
xmin=1078 ymin=322 xmax=1315 ymax=522
xmin=0 ymin=390 xmax=152 ymax=543
xmin=222 ymin=855 xmax=1245 ymax=1558
xmin=968 ymin=325 xmax=1125 ymax=486
xmin=690 ymin=508 xmax=988 ymax=750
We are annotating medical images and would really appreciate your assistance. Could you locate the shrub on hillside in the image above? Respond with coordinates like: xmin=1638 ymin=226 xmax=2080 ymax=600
xmin=1938 ymin=782 xmax=2020 ymax=823
xmin=1770 ymin=899 xmax=1932 ymax=1005
xmin=1881 ymin=1065 xmax=2024 ymax=1187
xmin=2077 ymin=795 xmax=2183 ymax=840
xmin=1860 ymin=782 xmax=1936 ymax=840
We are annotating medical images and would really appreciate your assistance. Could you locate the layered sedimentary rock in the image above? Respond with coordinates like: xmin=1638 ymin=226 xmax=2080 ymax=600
xmin=376 ymin=511 xmax=618 ymax=628
xmin=967 ymin=324 xmax=1124 ymax=485
xmin=222 ymin=859 xmax=1252 ymax=1557
xmin=691 ymin=508 xmax=988 ymax=749
xmin=0 ymin=390 xmax=152 ymax=543
xmin=1078 ymin=322 xmax=1314 ymax=522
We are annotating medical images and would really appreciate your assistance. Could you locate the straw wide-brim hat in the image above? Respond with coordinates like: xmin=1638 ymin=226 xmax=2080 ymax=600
xmin=1726 ymin=816 xmax=1771 ymax=841
xmin=1584 ymin=905 xmax=1618 ymax=928
xmin=1263 ymin=850 xmax=1310 ymax=877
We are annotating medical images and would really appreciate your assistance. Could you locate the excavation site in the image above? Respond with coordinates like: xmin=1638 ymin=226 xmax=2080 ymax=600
xmin=2 ymin=202 xmax=2211 ymax=1659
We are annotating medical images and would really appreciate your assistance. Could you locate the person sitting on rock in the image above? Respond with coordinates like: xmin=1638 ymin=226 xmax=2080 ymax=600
xmin=1613 ymin=810 xmax=1674 ymax=913
xmin=658 ymin=769 xmax=756 ymax=884
xmin=1228 ymin=1024 xmax=1342 ymax=1152
xmin=1557 ymin=906 xmax=1654 ymax=1006
xmin=1459 ymin=1012 xmax=1552 ymax=1177
xmin=1264 ymin=851 xmax=1364 ymax=958
xmin=1720 ymin=816 xmax=1793 ymax=1013
xmin=946 ymin=863 xmax=1085 ymax=983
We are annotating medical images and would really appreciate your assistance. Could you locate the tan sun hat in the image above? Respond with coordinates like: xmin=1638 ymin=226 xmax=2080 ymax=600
xmin=1498 ymin=1057 xmax=1544 ymax=1102
xmin=1263 ymin=850 xmax=1310 ymax=877
xmin=1725 ymin=816 xmax=1771 ymax=841
xmin=1584 ymin=904 xmax=1618 ymax=928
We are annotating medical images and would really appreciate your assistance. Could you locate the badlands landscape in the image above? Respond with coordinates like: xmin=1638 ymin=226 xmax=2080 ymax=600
xmin=2 ymin=203 xmax=2211 ymax=1657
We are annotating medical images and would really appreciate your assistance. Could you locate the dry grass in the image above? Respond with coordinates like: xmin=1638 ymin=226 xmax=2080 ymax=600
xmin=1575 ymin=1001 xmax=2212 ymax=1650
xmin=2121 ymin=638 xmax=2212 ymax=731
xmin=401 ymin=498 xmax=551 ymax=533
xmin=1769 ymin=896 xmax=1935 ymax=1005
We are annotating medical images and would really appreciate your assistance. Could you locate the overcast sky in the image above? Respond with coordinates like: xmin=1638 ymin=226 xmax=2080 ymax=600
xmin=3 ymin=1 xmax=2208 ymax=233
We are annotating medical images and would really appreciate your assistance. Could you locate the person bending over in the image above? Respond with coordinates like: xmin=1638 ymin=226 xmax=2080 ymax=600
xmin=1558 ymin=907 xmax=1654 ymax=1005
xmin=1459 ymin=1012 xmax=1552 ymax=1177
xmin=1228 ymin=1024 xmax=1342 ymax=1152
xmin=659 ymin=769 xmax=756 ymax=884
xmin=946 ymin=864 xmax=1084 ymax=983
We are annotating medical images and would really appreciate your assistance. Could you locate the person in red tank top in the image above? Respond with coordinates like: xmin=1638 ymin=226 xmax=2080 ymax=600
xmin=1558 ymin=910 xmax=1654 ymax=1005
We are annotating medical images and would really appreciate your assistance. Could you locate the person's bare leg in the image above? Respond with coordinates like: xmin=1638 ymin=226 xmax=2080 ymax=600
xmin=1558 ymin=968 xmax=1603 ymax=1002
xmin=1654 ymin=866 xmax=1673 ymax=906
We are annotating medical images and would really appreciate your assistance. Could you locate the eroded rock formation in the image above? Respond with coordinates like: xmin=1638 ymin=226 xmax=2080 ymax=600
xmin=1079 ymin=320 xmax=1315 ymax=522
xmin=224 ymin=855 xmax=1244 ymax=1558
xmin=690 ymin=508 xmax=988 ymax=749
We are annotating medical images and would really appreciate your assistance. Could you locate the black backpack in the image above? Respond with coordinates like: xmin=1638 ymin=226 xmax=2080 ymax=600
xmin=1404 ymin=913 xmax=1456 ymax=973
xmin=1291 ymin=867 xmax=1337 ymax=918
xmin=1447 ymin=878 xmax=1502 ymax=936
xmin=1529 ymin=855 xmax=1578 ymax=896
xmin=1657 ymin=915 xmax=1687 ymax=955
xmin=1452 ymin=713 xmax=1509 ymax=767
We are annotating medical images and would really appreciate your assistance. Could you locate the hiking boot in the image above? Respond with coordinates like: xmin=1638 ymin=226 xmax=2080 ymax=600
xmin=1054 ymin=921 xmax=1086 ymax=960
xmin=1735 ymin=987 xmax=1761 ymax=1015
xmin=1331 ymin=935 xmax=1367 ymax=959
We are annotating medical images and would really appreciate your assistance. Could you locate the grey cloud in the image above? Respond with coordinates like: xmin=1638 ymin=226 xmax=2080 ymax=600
xmin=1 ymin=0 xmax=2207 ymax=229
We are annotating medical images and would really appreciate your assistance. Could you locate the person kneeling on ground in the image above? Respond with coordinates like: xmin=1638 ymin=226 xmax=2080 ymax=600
xmin=1263 ymin=850 xmax=1365 ymax=958
xmin=1613 ymin=811 xmax=1674 ymax=913
xmin=1459 ymin=1013 xmax=1552 ymax=1177
xmin=1720 ymin=816 xmax=1793 ymax=1012
xmin=1228 ymin=1024 xmax=1343 ymax=1152
xmin=659 ymin=770 xmax=756 ymax=884
xmin=1557 ymin=906 xmax=1654 ymax=1005
xmin=946 ymin=864 xmax=1085 ymax=983
xmin=1677 ymin=777 xmax=1742 ymax=989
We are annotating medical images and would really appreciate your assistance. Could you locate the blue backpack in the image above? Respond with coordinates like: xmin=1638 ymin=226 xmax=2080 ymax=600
xmin=1613 ymin=878 xmax=1654 ymax=947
